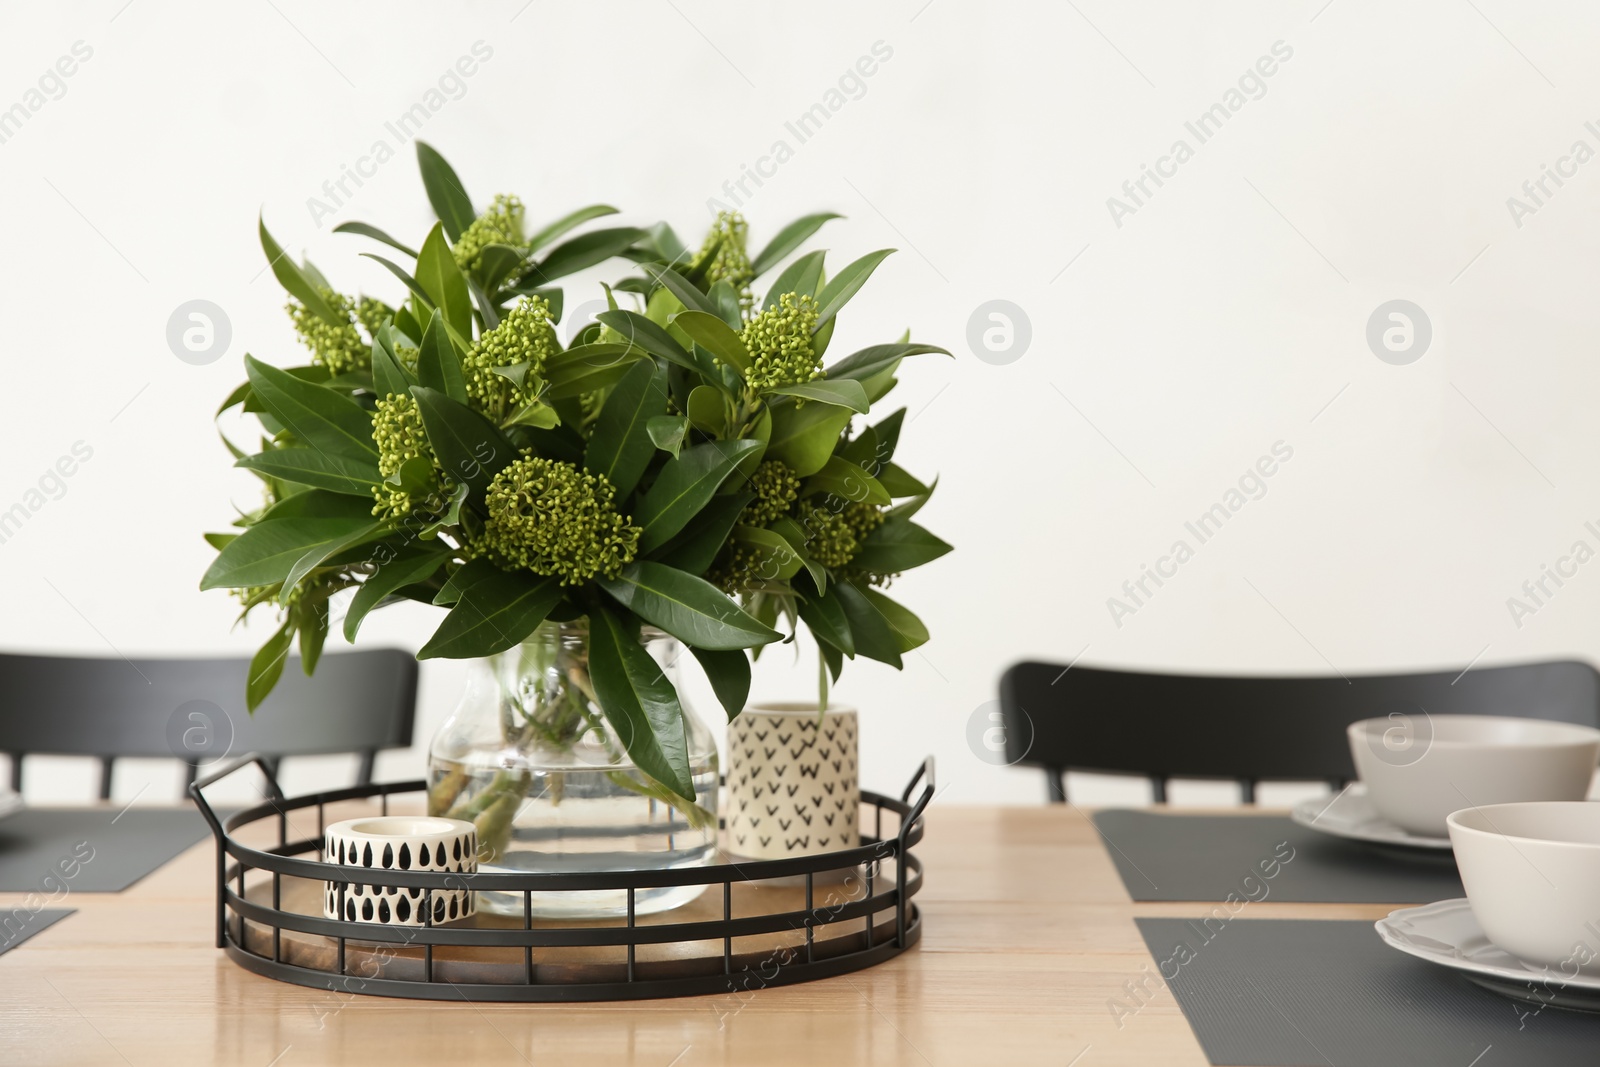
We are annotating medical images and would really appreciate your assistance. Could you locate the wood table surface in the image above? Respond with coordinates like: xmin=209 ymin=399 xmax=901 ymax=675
xmin=0 ymin=803 xmax=1392 ymax=1067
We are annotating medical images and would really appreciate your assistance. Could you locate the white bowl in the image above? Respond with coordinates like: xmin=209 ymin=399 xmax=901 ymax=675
xmin=1449 ymin=801 xmax=1600 ymax=974
xmin=1348 ymin=714 xmax=1600 ymax=836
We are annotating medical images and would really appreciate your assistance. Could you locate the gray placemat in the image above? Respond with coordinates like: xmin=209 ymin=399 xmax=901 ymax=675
xmin=0 ymin=909 xmax=74 ymax=956
xmin=1135 ymin=917 xmax=1600 ymax=1066
xmin=1092 ymin=810 xmax=1463 ymax=903
xmin=0 ymin=808 xmax=211 ymax=892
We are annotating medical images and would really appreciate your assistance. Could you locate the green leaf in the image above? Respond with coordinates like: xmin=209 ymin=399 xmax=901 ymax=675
xmin=798 ymin=583 xmax=854 ymax=656
xmin=642 ymin=222 xmax=688 ymax=263
xmin=870 ymin=407 xmax=906 ymax=465
xmin=763 ymin=250 xmax=826 ymax=310
xmin=596 ymin=309 xmax=697 ymax=372
xmin=258 ymin=489 xmax=376 ymax=522
xmin=543 ymin=344 xmax=648 ymax=399
xmin=752 ymin=213 xmax=842 ymax=277
xmin=236 ymin=449 xmax=380 ymax=495
xmin=204 ymin=532 xmax=238 ymax=551
xmin=409 ymin=386 xmax=517 ymax=496
xmin=505 ymin=399 xmax=560 ymax=429
xmin=861 ymin=587 xmax=929 ymax=652
xmin=832 ymin=580 xmax=903 ymax=668
xmin=827 ymin=342 xmax=951 ymax=383
xmin=766 ymin=379 xmax=869 ymax=413
xmin=766 ymin=399 xmax=852 ymax=477
xmin=730 ymin=525 xmax=802 ymax=580
xmin=802 ymin=455 xmax=891 ymax=506
xmin=361 ymin=253 xmax=435 ymax=310
xmin=244 ymin=356 xmax=378 ymax=461
xmin=640 ymin=264 xmax=719 ymax=317
xmin=217 ymin=381 xmax=251 ymax=416
xmin=473 ymin=244 xmax=525 ymax=294
xmin=247 ymin=621 xmax=295 ymax=712
xmin=584 ymin=360 xmax=667 ymax=498
xmin=259 ymin=216 xmax=340 ymax=326
xmin=850 ymin=517 xmax=953 ymax=572
xmin=526 ymin=204 xmax=620 ymax=254
xmin=525 ymin=227 xmax=648 ymax=286
xmin=415 ymin=223 xmax=473 ymax=339
xmin=600 ymin=561 xmax=779 ymax=650
xmin=876 ymin=461 xmax=929 ymax=498
xmin=279 ymin=521 xmax=385 ymax=604
xmin=820 ymin=638 xmax=844 ymax=683
xmin=814 ymin=249 xmax=895 ymax=329
xmin=418 ymin=564 xmax=563 ymax=659
xmin=647 ymin=415 xmax=689 ymax=459
xmin=332 ymin=221 xmax=418 ymax=258
xmin=342 ymin=548 xmax=451 ymax=642
xmin=690 ymin=646 xmax=751 ymax=722
xmin=672 ymin=310 xmax=751 ymax=374
xmin=297 ymin=596 xmax=329 ymax=674
xmin=888 ymin=474 xmax=936 ymax=521
xmin=417 ymin=309 xmax=468 ymax=403
xmin=686 ymin=385 xmax=727 ymax=436
xmin=415 ymin=141 xmax=474 ymax=241
xmin=769 ymin=516 xmax=827 ymax=591
xmin=707 ymin=281 xmax=743 ymax=328
xmin=588 ymin=606 xmax=694 ymax=801
xmin=468 ymin=275 xmax=500 ymax=331
xmin=393 ymin=302 xmax=424 ymax=343
xmin=635 ymin=439 xmax=763 ymax=552
xmin=370 ymin=325 xmax=416 ymax=399
xmin=653 ymin=492 xmax=751 ymax=574
xmin=200 ymin=516 xmax=373 ymax=590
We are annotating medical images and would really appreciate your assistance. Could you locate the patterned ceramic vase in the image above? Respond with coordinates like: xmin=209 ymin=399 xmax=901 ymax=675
xmin=323 ymin=815 xmax=476 ymax=926
xmin=726 ymin=703 xmax=859 ymax=860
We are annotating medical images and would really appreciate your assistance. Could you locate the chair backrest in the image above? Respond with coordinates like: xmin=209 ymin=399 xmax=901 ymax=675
xmin=0 ymin=648 xmax=417 ymax=798
xmin=998 ymin=659 xmax=1600 ymax=803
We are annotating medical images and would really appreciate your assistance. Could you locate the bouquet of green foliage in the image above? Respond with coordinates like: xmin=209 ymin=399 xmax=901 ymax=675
xmin=202 ymin=142 xmax=951 ymax=801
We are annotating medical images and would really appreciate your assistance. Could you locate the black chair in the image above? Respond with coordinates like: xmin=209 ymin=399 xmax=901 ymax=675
xmin=0 ymin=648 xmax=417 ymax=798
xmin=998 ymin=659 xmax=1600 ymax=803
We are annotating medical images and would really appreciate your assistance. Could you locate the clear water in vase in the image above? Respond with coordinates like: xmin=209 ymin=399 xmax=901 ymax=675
xmin=425 ymin=621 xmax=721 ymax=919
xmin=428 ymin=753 xmax=719 ymax=918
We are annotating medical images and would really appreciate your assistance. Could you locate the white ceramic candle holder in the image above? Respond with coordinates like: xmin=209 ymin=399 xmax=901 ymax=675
xmin=727 ymin=703 xmax=859 ymax=861
xmin=323 ymin=815 xmax=476 ymax=926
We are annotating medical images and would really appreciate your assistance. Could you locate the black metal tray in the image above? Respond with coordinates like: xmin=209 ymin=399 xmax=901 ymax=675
xmin=190 ymin=754 xmax=932 ymax=1001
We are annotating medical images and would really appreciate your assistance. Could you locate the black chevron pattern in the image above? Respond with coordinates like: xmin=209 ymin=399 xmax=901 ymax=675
xmin=728 ymin=710 xmax=858 ymax=858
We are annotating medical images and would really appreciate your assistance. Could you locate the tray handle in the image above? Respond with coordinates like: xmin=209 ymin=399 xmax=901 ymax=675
xmin=187 ymin=752 xmax=284 ymax=949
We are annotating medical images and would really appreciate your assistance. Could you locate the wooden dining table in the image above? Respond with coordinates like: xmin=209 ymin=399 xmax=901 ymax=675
xmin=0 ymin=802 xmax=1391 ymax=1067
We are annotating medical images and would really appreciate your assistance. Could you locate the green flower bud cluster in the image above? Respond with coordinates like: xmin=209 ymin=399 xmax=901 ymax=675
xmin=741 ymin=460 xmax=801 ymax=527
xmin=465 ymin=295 xmax=557 ymax=420
xmin=707 ymin=541 xmax=767 ymax=595
xmin=475 ymin=456 xmax=640 ymax=585
xmin=694 ymin=211 xmax=754 ymax=313
xmin=794 ymin=500 xmax=857 ymax=569
xmin=740 ymin=293 xmax=822 ymax=391
xmin=840 ymin=501 xmax=886 ymax=542
xmin=839 ymin=501 xmax=895 ymax=586
xmin=371 ymin=393 xmax=434 ymax=519
xmin=357 ymin=297 xmax=394 ymax=338
xmin=454 ymin=194 xmax=525 ymax=274
xmin=287 ymin=289 xmax=369 ymax=375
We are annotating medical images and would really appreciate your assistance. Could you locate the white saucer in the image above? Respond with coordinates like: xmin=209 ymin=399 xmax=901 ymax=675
xmin=1290 ymin=784 xmax=1451 ymax=850
xmin=1377 ymin=898 xmax=1600 ymax=1012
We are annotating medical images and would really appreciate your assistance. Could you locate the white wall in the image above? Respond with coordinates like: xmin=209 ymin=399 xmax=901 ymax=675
xmin=3 ymin=0 xmax=1597 ymax=808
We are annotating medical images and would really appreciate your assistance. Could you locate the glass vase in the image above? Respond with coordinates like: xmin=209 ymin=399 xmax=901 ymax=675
xmin=425 ymin=620 xmax=719 ymax=918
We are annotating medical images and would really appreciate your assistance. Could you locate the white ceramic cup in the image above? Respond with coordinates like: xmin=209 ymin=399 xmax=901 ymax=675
xmin=323 ymin=815 xmax=476 ymax=926
xmin=1348 ymin=714 xmax=1600 ymax=836
xmin=1449 ymin=801 xmax=1600 ymax=974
